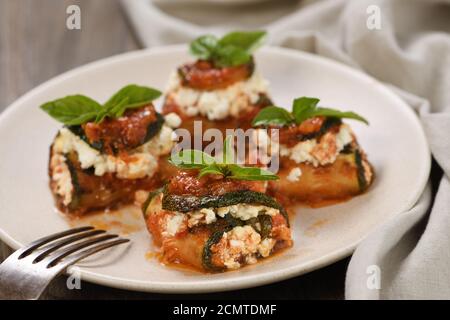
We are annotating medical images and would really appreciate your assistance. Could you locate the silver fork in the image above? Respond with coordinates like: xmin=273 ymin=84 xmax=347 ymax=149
xmin=0 ymin=226 xmax=130 ymax=300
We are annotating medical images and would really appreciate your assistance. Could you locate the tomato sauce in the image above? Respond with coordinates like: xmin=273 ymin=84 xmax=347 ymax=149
xmin=178 ymin=59 xmax=254 ymax=91
xmin=82 ymin=104 xmax=158 ymax=154
xmin=165 ymin=170 xmax=266 ymax=197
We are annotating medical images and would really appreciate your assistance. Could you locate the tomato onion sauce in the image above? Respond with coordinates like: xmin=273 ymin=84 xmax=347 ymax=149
xmin=83 ymin=104 xmax=158 ymax=155
xmin=178 ymin=59 xmax=254 ymax=91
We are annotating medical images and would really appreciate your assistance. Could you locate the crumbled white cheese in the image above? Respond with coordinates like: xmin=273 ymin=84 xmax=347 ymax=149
xmin=164 ymin=213 xmax=187 ymax=237
xmin=187 ymin=208 xmax=217 ymax=228
xmin=216 ymin=207 xmax=227 ymax=218
xmin=166 ymin=71 xmax=269 ymax=121
xmin=229 ymin=239 xmax=244 ymax=248
xmin=287 ymin=167 xmax=302 ymax=182
xmin=286 ymin=140 xmax=317 ymax=165
xmin=217 ymin=204 xmax=279 ymax=221
xmin=280 ymin=124 xmax=355 ymax=166
xmin=53 ymin=128 xmax=99 ymax=168
xmin=257 ymin=238 xmax=276 ymax=258
xmin=114 ymin=154 xmax=158 ymax=179
xmin=137 ymin=125 xmax=175 ymax=156
xmin=224 ymin=259 xmax=241 ymax=270
xmin=245 ymin=255 xmax=258 ymax=265
xmin=222 ymin=225 xmax=262 ymax=269
xmin=362 ymin=158 xmax=373 ymax=184
xmin=336 ymin=124 xmax=353 ymax=150
xmin=185 ymin=204 xmax=279 ymax=228
xmin=201 ymin=208 xmax=217 ymax=224
xmin=197 ymin=91 xmax=230 ymax=120
xmin=164 ymin=112 xmax=182 ymax=128
xmin=53 ymin=125 xmax=175 ymax=179
xmin=49 ymin=153 xmax=73 ymax=205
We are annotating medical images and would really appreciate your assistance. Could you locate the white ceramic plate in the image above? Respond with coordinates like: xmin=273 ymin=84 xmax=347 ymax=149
xmin=0 ymin=46 xmax=430 ymax=293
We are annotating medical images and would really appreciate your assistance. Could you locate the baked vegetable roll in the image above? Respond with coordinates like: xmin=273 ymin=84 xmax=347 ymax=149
xmin=141 ymin=140 xmax=292 ymax=272
xmin=162 ymin=31 xmax=273 ymax=138
xmin=251 ymin=97 xmax=374 ymax=206
xmin=42 ymin=85 xmax=181 ymax=214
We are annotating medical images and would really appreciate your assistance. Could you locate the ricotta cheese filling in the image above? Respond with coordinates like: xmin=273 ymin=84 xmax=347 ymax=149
xmin=186 ymin=204 xmax=279 ymax=228
xmin=52 ymin=121 xmax=177 ymax=180
xmin=161 ymin=203 xmax=280 ymax=236
xmin=282 ymin=124 xmax=354 ymax=166
xmin=215 ymin=225 xmax=277 ymax=270
xmin=255 ymin=124 xmax=354 ymax=167
xmin=362 ymin=159 xmax=373 ymax=184
xmin=49 ymin=153 xmax=74 ymax=206
xmin=165 ymin=71 xmax=269 ymax=120
xmin=163 ymin=212 xmax=187 ymax=237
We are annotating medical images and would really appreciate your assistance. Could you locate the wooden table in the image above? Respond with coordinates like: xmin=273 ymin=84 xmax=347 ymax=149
xmin=0 ymin=0 xmax=347 ymax=299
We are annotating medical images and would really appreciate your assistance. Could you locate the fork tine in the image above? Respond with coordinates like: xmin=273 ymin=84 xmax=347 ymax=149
xmin=32 ymin=229 xmax=106 ymax=263
xmin=56 ymin=239 xmax=130 ymax=271
xmin=46 ymin=234 xmax=119 ymax=268
xmin=18 ymin=226 xmax=95 ymax=259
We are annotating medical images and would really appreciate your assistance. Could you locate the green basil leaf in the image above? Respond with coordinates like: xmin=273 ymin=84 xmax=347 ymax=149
xmin=213 ymin=45 xmax=251 ymax=67
xmin=251 ymin=106 xmax=295 ymax=127
xmin=198 ymin=163 xmax=224 ymax=178
xmin=190 ymin=35 xmax=218 ymax=60
xmin=169 ymin=136 xmax=280 ymax=182
xmin=292 ymin=97 xmax=320 ymax=123
xmin=252 ymin=97 xmax=368 ymax=127
xmin=292 ymin=97 xmax=368 ymax=124
xmin=104 ymin=84 xmax=161 ymax=115
xmin=227 ymin=164 xmax=279 ymax=181
xmin=169 ymin=149 xmax=216 ymax=168
xmin=189 ymin=31 xmax=266 ymax=67
xmin=94 ymin=111 xmax=106 ymax=124
xmin=110 ymin=97 xmax=130 ymax=118
xmin=218 ymin=31 xmax=267 ymax=53
xmin=310 ymin=108 xmax=369 ymax=124
xmin=41 ymin=85 xmax=162 ymax=125
xmin=93 ymin=97 xmax=127 ymax=123
xmin=40 ymin=95 xmax=102 ymax=125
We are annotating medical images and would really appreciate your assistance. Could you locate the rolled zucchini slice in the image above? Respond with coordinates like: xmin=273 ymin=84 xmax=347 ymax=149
xmin=142 ymin=190 xmax=292 ymax=272
xmin=162 ymin=189 xmax=289 ymax=226
xmin=269 ymin=148 xmax=373 ymax=205
xmin=49 ymin=148 xmax=160 ymax=214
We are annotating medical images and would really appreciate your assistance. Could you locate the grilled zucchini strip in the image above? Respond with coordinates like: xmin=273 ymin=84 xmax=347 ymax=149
xmin=162 ymin=190 xmax=289 ymax=226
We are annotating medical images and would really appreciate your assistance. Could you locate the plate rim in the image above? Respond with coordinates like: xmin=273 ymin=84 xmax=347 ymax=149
xmin=0 ymin=45 xmax=431 ymax=293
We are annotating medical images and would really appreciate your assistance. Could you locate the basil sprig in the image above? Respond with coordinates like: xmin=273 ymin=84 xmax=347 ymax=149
xmin=190 ymin=31 xmax=267 ymax=67
xmin=252 ymin=97 xmax=369 ymax=127
xmin=40 ymin=84 xmax=162 ymax=125
xmin=169 ymin=136 xmax=278 ymax=181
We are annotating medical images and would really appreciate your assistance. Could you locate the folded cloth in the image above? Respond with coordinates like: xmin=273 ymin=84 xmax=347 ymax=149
xmin=121 ymin=0 xmax=450 ymax=299
xmin=120 ymin=0 xmax=314 ymax=46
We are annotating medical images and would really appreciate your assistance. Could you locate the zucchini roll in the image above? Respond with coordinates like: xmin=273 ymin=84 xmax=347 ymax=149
xmin=252 ymin=97 xmax=374 ymax=206
xmin=142 ymin=171 xmax=292 ymax=272
xmin=42 ymin=85 xmax=181 ymax=214
xmin=162 ymin=31 xmax=272 ymax=137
